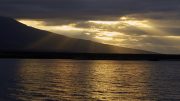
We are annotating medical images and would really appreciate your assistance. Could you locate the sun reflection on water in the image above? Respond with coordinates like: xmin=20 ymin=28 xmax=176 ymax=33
xmin=87 ymin=61 xmax=152 ymax=101
xmin=12 ymin=60 xmax=153 ymax=101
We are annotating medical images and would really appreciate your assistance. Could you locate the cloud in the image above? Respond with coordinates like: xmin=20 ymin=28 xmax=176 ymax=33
xmin=1 ymin=0 xmax=180 ymax=20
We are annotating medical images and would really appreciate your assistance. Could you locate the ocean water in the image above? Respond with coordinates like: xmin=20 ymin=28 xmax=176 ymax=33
xmin=0 ymin=59 xmax=180 ymax=101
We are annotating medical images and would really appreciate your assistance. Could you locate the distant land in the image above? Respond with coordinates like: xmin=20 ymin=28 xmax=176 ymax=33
xmin=0 ymin=16 xmax=180 ymax=60
xmin=0 ymin=52 xmax=180 ymax=61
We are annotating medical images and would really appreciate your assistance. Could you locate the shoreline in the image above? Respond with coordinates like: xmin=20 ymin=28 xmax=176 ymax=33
xmin=0 ymin=52 xmax=179 ymax=61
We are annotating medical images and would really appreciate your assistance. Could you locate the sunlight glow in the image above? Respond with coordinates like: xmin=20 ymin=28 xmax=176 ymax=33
xmin=18 ymin=19 xmax=85 ymax=32
xmin=100 ymin=31 xmax=121 ymax=37
xmin=94 ymin=36 xmax=113 ymax=41
xmin=18 ymin=19 xmax=45 ymax=27
xmin=52 ymin=25 xmax=84 ymax=31
xmin=120 ymin=17 xmax=152 ymax=28
xmin=123 ymin=20 xmax=152 ymax=28
xmin=88 ymin=21 xmax=119 ymax=25
xmin=94 ymin=31 xmax=125 ymax=41
xmin=120 ymin=16 xmax=129 ymax=20
xmin=89 ymin=17 xmax=152 ymax=28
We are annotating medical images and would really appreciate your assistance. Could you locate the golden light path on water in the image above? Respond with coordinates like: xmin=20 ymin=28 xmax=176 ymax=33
xmin=14 ymin=60 xmax=152 ymax=101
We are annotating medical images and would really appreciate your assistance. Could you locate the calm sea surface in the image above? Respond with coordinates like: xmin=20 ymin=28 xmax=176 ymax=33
xmin=0 ymin=59 xmax=180 ymax=101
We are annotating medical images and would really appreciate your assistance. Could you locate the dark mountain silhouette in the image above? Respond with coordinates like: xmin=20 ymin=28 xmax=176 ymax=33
xmin=0 ymin=16 xmax=154 ymax=54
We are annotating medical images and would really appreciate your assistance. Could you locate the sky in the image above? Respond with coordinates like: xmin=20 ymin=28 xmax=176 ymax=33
xmin=0 ymin=0 xmax=180 ymax=54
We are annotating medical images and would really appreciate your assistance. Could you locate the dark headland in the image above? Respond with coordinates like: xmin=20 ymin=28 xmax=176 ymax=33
xmin=0 ymin=16 xmax=179 ymax=60
xmin=0 ymin=51 xmax=180 ymax=61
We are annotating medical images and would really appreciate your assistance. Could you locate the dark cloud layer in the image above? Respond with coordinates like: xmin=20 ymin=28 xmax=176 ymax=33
xmin=0 ymin=0 xmax=180 ymax=20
